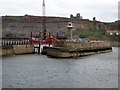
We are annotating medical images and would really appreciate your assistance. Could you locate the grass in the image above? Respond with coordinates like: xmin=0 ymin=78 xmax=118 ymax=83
xmin=106 ymin=35 xmax=120 ymax=42
xmin=73 ymin=28 xmax=105 ymax=37
xmin=73 ymin=28 xmax=119 ymax=41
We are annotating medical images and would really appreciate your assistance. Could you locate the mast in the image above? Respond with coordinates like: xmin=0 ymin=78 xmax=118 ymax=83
xmin=42 ymin=0 xmax=46 ymax=39
xmin=42 ymin=0 xmax=45 ymax=16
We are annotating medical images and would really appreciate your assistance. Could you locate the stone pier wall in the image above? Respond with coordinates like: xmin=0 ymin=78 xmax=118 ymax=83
xmin=1 ymin=45 xmax=34 ymax=56
xmin=41 ymin=41 xmax=112 ymax=58
xmin=53 ymin=41 xmax=111 ymax=51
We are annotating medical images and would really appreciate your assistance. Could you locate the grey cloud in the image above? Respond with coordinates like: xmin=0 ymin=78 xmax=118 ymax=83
xmin=118 ymin=1 xmax=120 ymax=19
xmin=0 ymin=0 xmax=119 ymax=22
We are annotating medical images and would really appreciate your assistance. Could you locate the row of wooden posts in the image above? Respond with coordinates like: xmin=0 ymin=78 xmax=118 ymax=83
xmin=1 ymin=38 xmax=31 ymax=47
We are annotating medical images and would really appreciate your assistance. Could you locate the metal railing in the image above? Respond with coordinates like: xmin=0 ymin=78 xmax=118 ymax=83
xmin=1 ymin=38 xmax=31 ymax=47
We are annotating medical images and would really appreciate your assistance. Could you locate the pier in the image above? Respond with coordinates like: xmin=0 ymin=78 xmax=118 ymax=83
xmin=1 ymin=36 xmax=54 ymax=56
xmin=1 ymin=38 xmax=35 ymax=56
xmin=41 ymin=40 xmax=112 ymax=58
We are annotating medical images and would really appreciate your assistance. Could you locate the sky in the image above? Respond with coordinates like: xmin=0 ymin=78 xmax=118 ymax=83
xmin=0 ymin=0 xmax=119 ymax=22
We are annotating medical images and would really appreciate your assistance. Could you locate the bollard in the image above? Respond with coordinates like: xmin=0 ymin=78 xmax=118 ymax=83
xmin=49 ymin=32 xmax=50 ymax=47
xmin=38 ymin=43 xmax=41 ymax=54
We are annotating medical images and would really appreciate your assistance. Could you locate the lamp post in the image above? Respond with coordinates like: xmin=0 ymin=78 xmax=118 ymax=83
xmin=67 ymin=22 xmax=73 ymax=40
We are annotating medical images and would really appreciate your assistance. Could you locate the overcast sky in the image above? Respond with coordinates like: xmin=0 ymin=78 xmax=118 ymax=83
xmin=0 ymin=0 xmax=119 ymax=22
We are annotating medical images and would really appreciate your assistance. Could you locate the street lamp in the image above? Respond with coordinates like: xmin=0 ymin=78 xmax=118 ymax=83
xmin=67 ymin=22 xmax=73 ymax=40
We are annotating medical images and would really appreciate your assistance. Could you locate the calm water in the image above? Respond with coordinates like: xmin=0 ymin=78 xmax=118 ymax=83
xmin=0 ymin=57 xmax=2 ymax=89
xmin=2 ymin=47 xmax=118 ymax=88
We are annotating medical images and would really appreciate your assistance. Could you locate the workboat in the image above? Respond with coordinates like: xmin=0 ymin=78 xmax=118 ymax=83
xmin=31 ymin=36 xmax=58 ymax=45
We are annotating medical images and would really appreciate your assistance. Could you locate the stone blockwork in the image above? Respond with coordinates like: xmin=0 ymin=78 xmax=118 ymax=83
xmin=1 ymin=45 xmax=34 ymax=56
xmin=41 ymin=41 xmax=112 ymax=58
xmin=53 ymin=41 xmax=111 ymax=51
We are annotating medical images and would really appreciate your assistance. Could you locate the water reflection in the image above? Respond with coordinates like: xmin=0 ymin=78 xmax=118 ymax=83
xmin=0 ymin=57 xmax=2 ymax=89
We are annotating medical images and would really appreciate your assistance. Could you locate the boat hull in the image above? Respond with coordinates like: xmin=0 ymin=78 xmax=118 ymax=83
xmin=32 ymin=40 xmax=52 ymax=45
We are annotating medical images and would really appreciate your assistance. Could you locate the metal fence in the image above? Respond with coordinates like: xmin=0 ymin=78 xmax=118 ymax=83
xmin=1 ymin=38 xmax=31 ymax=47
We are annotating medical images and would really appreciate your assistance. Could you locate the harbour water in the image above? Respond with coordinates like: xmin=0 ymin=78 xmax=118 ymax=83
xmin=0 ymin=57 xmax=2 ymax=89
xmin=2 ymin=47 xmax=118 ymax=88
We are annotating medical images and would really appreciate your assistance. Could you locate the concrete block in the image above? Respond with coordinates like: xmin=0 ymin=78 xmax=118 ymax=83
xmin=2 ymin=49 xmax=7 ymax=56
xmin=0 ymin=48 xmax=2 ymax=57
xmin=13 ymin=45 xmax=27 ymax=55
xmin=26 ymin=45 xmax=34 ymax=53
xmin=6 ymin=48 xmax=14 ymax=55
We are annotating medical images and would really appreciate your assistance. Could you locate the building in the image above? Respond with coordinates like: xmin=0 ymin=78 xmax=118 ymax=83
xmin=70 ymin=13 xmax=83 ymax=19
xmin=93 ymin=17 xmax=96 ymax=21
xmin=106 ymin=29 xmax=119 ymax=35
